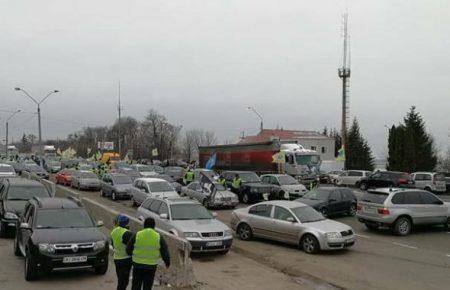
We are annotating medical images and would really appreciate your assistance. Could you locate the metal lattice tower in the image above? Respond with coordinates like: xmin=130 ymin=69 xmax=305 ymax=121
xmin=338 ymin=13 xmax=351 ymax=166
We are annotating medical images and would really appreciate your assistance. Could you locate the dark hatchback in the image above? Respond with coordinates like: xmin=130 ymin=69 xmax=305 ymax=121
xmin=295 ymin=187 xmax=357 ymax=218
xmin=15 ymin=197 xmax=108 ymax=280
xmin=0 ymin=178 xmax=51 ymax=237
xmin=358 ymin=171 xmax=414 ymax=190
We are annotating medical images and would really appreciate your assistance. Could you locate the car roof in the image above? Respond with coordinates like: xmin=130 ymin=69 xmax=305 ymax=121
xmin=412 ymin=171 xmax=435 ymax=174
xmin=224 ymin=171 xmax=255 ymax=174
xmin=109 ymin=172 xmax=129 ymax=177
xmin=260 ymin=174 xmax=289 ymax=177
xmin=254 ymin=200 xmax=308 ymax=208
xmin=157 ymin=197 xmax=200 ymax=205
xmin=366 ymin=187 xmax=421 ymax=195
xmin=0 ymin=163 xmax=13 ymax=167
xmin=32 ymin=197 xmax=83 ymax=209
xmin=136 ymin=177 xmax=168 ymax=183
xmin=5 ymin=178 xmax=43 ymax=186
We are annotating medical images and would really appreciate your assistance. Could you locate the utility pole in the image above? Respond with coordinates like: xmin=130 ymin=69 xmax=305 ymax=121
xmin=118 ymin=81 xmax=122 ymax=157
xmin=15 ymin=87 xmax=59 ymax=167
xmin=338 ymin=13 xmax=351 ymax=169
xmin=5 ymin=109 xmax=21 ymax=158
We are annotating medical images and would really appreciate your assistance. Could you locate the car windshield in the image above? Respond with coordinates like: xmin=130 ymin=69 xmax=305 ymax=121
xmin=214 ymin=183 xmax=226 ymax=191
xmin=136 ymin=165 xmax=153 ymax=172
xmin=153 ymin=165 xmax=164 ymax=173
xmin=35 ymin=209 xmax=94 ymax=228
xmin=295 ymin=154 xmax=320 ymax=165
xmin=435 ymin=174 xmax=445 ymax=181
xmin=291 ymin=206 xmax=325 ymax=223
xmin=278 ymin=175 xmax=299 ymax=185
xmin=239 ymin=172 xmax=260 ymax=183
xmin=114 ymin=175 xmax=132 ymax=184
xmin=148 ymin=181 xmax=174 ymax=192
xmin=0 ymin=166 xmax=14 ymax=173
xmin=80 ymin=172 xmax=97 ymax=178
xmin=362 ymin=192 xmax=389 ymax=204
xmin=7 ymin=186 xmax=50 ymax=200
xmin=170 ymin=204 xmax=213 ymax=220
xmin=302 ymin=189 xmax=330 ymax=201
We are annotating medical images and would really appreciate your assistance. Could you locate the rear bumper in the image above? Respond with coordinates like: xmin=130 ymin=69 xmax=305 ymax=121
xmin=356 ymin=214 xmax=395 ymax=227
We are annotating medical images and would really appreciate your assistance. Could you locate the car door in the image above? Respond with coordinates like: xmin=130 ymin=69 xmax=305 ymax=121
xmin=328 ymin=190 xmax=345 ymax=215
xmin=0 ymin=184 xmax=6 ymax=219
xmin=20 ymin=204 xmax=35 ymax=254
xmin=101 ymin=174 xmax=111 ymax=194
xmin=247 ymin=204 xmax=274 ymax=239
xmin=403 ymin=191 xmax=427 ymax=224
xmin=138 ymin=198 xmax=154 ymax=220
xmin=268 ymin=206 xmax=299 ymax=244
xmin=134 ymin=181 xmax=147 ymax=204
xmin=157 ymin=202 xmax=172 ymax=232
xmin=148 ymin=200 xmax=163 ymax=228
xmin=184 ymin=182 xmax=197 ymax=199
xmin=340 ymin=171 xmax=350 ymax=185
xmin=418 ymin=191 xmax=447 ymax=224
xmin=413 ymin=174 xmax=425 ymax=189
xmin=339 ymin=189 xmax=355 ymax=211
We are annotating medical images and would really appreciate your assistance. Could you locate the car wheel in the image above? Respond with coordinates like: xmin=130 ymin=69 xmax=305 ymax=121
xmin=14 ymin=235 xmax=22 ymax=257
xmin=348 ymin=204 xmax=357 ymax=216
xmin=112 ymin=191 xmax=117 ymax=201
xmin=24 ymin=251 xmax=38 ymax=281
xmin=237 ymin=223 xmax=253 ymax=241
xmin=355 ymin=181 xmax=360 ymax=188
xmin=319 ymin=207 xmax=328 ymax=218
xmin=94 ymin=264 xmax=108 ymax=275
xmin=424 ymin=187 xmax=432 ymax=192
xmin=301 ymin=234 xmax=320 ymax=254
xmin=0 ymin=221 xmax=6 ymax=238
xmin=360 ymin=182 xmax=368 ymax=191
xmin=365 ymin=223 xmax=379 ymax=231
xmin=393 ymin=217 xmax=412 ymax=236
xmin=242 ymin=193 xmax=250 ymax=204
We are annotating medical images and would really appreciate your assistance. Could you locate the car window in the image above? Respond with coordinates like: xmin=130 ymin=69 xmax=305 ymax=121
xmin=403 ymin=192 xmax=422 ymax=204
xmin=187 ymin=182 xmax=199 ymax=190
xmin=339 ymin=189 xmax=354 ymax=200
xmin=420 ymin=191 xmax=441 ymax=204
xmin=248 ymin=204 xmax=272 ymax=217
xmin=422 ymin=174 xmax=432 ymax=181
xmin=361 ymin=192 xmax=389 ymax=204
xmin=149 ymin=200 xmax=162 ymax=213
xmin=329 ymin=191 xmax=341 ymax=201
xmin=371 ymin=172 xmax=381 ymax=179
xmin=391 ymin=192 xmax=405 ymax=204
xmin=159 ymin=202 xmax=169 ymax=216
xmin=142 ymin=198 xmax=153 ymax=209
xmin=348 ymin=171 xmax=362 ymax=177
xmin=273 ymin=206 xmax=294 ymax=221
xmin=26 ymin=205 xmax=35 ymax=225
xmin=261 ymin=176 xmax=270 ymax=184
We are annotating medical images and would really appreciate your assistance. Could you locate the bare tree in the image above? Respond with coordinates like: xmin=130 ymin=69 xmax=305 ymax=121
xmin=181 ymin=129 xmax=217 ymax=162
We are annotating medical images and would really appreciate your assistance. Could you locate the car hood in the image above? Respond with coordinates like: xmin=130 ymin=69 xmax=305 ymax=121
xmin=243 ymin=183 xmax=274 ymax=190
xmin=214 ymin=190 xmax=237 ymax=199
xmin=151 ymin=191 xmax=179 ymax=198
xmin=114 ymin=184 xmax=133 ymax=192
xmin=171 ymin=219 xmax=229 ymax=233
xmin=281 ymin=184 xmax=307 ymax=192
xmin=303 ymin=219 xmax=352 ymax=233
xmin=140 ymin=171 xmax=158 ymax=177
xmin=80 ymin=178 xmax=100 ymax=183
xmin=32 ymin=228 xmax=105 ymax=244
xmin=5 ymin=200 xmax=28 ymax=215
xmin=296 ymin=198 xmax=326 ymax=208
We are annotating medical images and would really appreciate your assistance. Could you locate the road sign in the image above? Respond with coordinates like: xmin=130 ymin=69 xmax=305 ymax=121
xmin=272 ymin=151 xmax=285 ymax=164
xmin=152 ymin=148 xmax=158 ymax=157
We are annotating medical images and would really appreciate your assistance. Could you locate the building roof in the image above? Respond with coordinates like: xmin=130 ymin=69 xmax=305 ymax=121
xmin=239 ymin=129 xmax=332 ymax=144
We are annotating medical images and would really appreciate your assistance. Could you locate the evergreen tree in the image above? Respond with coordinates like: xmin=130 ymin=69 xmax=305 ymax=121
xmin=345 ymin=118 xmax=375 ymax=171
xmin=328 ymin=128 xmax=342 ymax=158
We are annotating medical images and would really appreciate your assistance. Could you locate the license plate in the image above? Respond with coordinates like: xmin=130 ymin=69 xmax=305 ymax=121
xmin=206 ymin=241 xmax=222 ymax=247
xmin=63 ymin=256 xmax=87 ymax=263
xmin=263 ymin=193 xmax=270 ymax=201
xmin=364 ymin=206 xmax=376 ymax=213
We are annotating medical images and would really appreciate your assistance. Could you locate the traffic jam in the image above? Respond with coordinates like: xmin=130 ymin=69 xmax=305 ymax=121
xmin=1 ymin=141 xmax=449 ymax=288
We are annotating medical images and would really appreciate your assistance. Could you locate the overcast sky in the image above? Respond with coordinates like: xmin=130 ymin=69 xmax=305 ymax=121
xmin=1 ymin=0 xmax=449 ymax=158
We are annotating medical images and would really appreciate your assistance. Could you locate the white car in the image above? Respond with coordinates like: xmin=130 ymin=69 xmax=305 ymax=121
xmin=411 ymin=172 xmax=446 ymax=193
xmin=130 ymin=177 xmax=179 ymax=206
xmin=336 ymin=170 xmax=371 ymax=187
xmin=261 ymin=174 xmax=308 ymax=199
xmin=0 ymin=164 xmax=16 ymax=178
xmin=131 ymin=164 xmax=158 ymax=177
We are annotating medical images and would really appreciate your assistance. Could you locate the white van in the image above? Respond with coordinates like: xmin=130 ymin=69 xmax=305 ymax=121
xmin=411 ymin=172 xmax=446 ymax=193
xmin=336 ymin=170 xmax=371 ymax=187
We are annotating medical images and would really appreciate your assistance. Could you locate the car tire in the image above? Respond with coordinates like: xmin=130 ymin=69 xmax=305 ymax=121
xmin=94 ymin=264 xmax=108 ymax=275
xmin=237 ymin=223 xmax=253 ymax=241
xmin=112 ymin=191 xmax=117 ymax=201
xmin=348 ymin=204 xmax=357 ymax=216
xmin=0 ymin=221 xmax=7 ymax=238
xmin=355 ymin=181 xmax=360 ymax=188
xmin=393 ymin=216 xmax=412 ymax=236
xmin=424 ymin=187 xmax=432 ymax=192
xmin=301 ymin=234 xmax=320 ymax=254
xmin=202 ymin=199 xmax=210 ymax=209
xmin=14 ymin=236 xmax=22 ymax=257
xmin=242 ymin=193 xmax=250 ymax=204
xmin=24 ymin=251 xmax=38 ymax=281
xmin=319 ymin=207 xmax=328 ymax=218
xmin=360 ymin=183 xmax=368 ymax=191
xmin=365 ymin=223 xmax=378 ymax=231
xmin=100 ymin=189 xmax=105 ymax=197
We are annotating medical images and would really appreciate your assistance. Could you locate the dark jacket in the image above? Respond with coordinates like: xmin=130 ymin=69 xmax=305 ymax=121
xmin=126 ymin=229 xmax=171 ymax=269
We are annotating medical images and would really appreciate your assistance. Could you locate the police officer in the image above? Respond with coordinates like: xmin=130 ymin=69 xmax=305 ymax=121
xmin=111 ymin=214 xmax=133 ymax=290
xmin=218 ymin=175 xmax=226 ymax=186
xmin=184 ymin=167 xmax=194 ymax=185
xmin=231 ymin=174 xmax=242 ymax=193
xmin=127 ymin=217 xmax=170 ymax=290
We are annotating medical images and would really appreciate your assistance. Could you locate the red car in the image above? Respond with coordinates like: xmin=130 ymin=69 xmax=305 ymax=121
xmin=55 ymin=169 xmax=76 ymax=186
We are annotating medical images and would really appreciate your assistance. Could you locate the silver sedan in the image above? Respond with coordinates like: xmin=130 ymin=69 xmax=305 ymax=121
xmin=181 ymin=181 xmax=238 ymax=209
xmin=230 ymin=200 xmax=355 ymax=254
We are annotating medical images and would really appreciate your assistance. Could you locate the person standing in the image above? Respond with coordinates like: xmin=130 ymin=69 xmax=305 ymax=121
xmin=184 ymin=167 xmax=194 ymax=185
xmin=218 ymin=175 xmax=226 ymax=186
xmin=111 ymin=214 xmax=133 ymax=290
xmin=127 ymin=217 xmax=170 ymax=290
xmin=231 ymin=174 xmax=242 ymax=193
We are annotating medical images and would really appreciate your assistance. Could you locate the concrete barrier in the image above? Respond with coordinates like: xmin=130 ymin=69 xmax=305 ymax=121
xmin=43 ymin=180 xmax=196 ymax=288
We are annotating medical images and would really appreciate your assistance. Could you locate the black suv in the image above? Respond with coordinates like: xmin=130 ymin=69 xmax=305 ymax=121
xmin=359 ymin=171 xmax=414 ymax=190
xmin=0 ymin=178 xmax=51 ymax=237
xmin=14 ymin=197 xmax=109 ymax=280
xmin=222 ymin=171 xmax=283 ymax=204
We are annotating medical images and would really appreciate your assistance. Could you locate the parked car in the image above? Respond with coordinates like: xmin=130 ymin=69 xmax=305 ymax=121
xmin=295 ymin=187 xmax=357 ymax=218
xmin=153 ymin=174 xmax=182 ymax=193
xmin=100 ymin=173 xmax=133 ymax=200
xmin=230 ymin=200 xmax=355 ymax=254
xmin=335 ymin=170 xmax=371 ymax=187
xmin=164 ymin=166 xmax=185 ymax=183
xmin=181 ymin=181 xmax=238 ymax=209
xmin=410 ymin=172 xmax=446 ymax=194
xmin=115 ymin=167 xmax=141 ymax=181
xmin=137 ymin=197 xmax=233 ymax=253
xmin=71 ymin=170 xmax=101 ymax=191
xmin=193 ymin=169 xmax=217 ymax=181
xmin=261 ymin=174 xmax=308 ymax=200
xmin=319 ymin=170 xmax=343 ymax=184
xmin=222 ymin=171 xmax=283 ymax=204
xmin=130 ymin=178 xmax=179 ymax=206
xmin=14 ymin=197 xmax=108 ymax=280
xmin=55 ymin=169 xmax=76 ymax=186
xmin=356 ymin=188 xmax=450 ymax=235
xmin=358 ymin=171 xmax=414 ymax=190
xmin=0 ymin=163 xmax=16 ymax=178
xmin=130 ymin=164 xmax=158 ymax=177
xmin=24 ymin=164 xmax=49 ymax=179
xmin=44 ymin=160 xmax=61 ymax=173
xmin=10 ymin=161 xmax=25 ymax=175
xmin=0 ymin=178 xmax=51 ymax=237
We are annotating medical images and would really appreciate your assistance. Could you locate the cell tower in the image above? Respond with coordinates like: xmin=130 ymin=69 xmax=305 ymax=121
xmin=338 ymin=13 xmax=351 ymax=167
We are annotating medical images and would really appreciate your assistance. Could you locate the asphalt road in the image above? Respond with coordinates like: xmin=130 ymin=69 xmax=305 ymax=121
xmin=50 ymin=180 xmax=450 ymax=290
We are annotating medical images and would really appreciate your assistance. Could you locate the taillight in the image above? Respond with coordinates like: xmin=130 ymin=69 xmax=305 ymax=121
xmin=398 ymin=178 xmax=408 ymax=184
xmin=377 ymin=208 xmax=390 ymax=215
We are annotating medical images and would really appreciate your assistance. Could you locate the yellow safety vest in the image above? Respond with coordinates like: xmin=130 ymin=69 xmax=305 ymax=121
xmin=111 ymin=226 xmax=131 ymax=260
xmin=232 ymin=178 xmax=241 ymax=189
xmin=132 ymin=228 xmax=161 ymax=265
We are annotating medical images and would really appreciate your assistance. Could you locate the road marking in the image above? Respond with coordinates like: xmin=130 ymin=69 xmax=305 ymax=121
xmin=354 ymin=233 xmax=370 ymax=239
xmin=392 ymin=242 xmax=418 ymax=250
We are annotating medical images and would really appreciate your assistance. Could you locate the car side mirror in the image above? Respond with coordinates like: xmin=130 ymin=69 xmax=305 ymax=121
xmin=211 ymin=212 xmax=218 ymax=218
xmin=20 ymin=222 xmax=31 ymax=230
xmin=160 ymin=213 xmax=168 ymax=219
xmin=96 ymin=220 xmax=104 ymax=227
xmin=286 ymin=217 xmax=296 ymax=223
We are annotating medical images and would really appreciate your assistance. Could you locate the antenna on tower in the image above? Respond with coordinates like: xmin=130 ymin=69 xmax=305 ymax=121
xmin=118 ymin=81 xmax=122 ymax=157
xmin=338 ymin=12 xmax=351 ymax=169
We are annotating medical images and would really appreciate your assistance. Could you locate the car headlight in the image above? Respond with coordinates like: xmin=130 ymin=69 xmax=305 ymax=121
xmin=184 ymin=232 xmax=200 ymax=238
xmin=224 ymin=229 xmax=233 ymax=237
xmin=283 ymin=192 xmax=290 ymax=199
xmin=39 ymin=243 xmax=56 ymax=254
xmin=326 ymin=232 xmax=342 ymax=240
xmin=93 ymin=240 xmax=106 ymax=251
xmin=4 ymin=212 xmax=18 ymax=219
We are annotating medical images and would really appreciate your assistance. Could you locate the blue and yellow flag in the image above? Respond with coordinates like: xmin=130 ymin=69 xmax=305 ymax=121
xmin=336 ymin=146 xmax=346 ymax=161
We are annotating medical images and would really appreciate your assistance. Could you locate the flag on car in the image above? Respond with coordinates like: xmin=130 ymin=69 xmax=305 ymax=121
xmin=205 ymin=153 xmax=217 ymax=170
xmin=336 ymin=146 xmax=346 ymax=161
xmin=200 ymin=172 xmax=216 ymax=195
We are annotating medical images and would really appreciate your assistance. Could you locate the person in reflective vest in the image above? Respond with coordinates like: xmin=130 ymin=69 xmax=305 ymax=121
xmin=111 ymin=214 xmax=133 ymax=290
xmin=218 ymin=175 xmax=226 ymax=186
xmin=127 ymin=217 xmax=170 ymax=290
xmin=231 ymin=174 xmax=242 ymax=192
xmin=184 ymin=168 xmax=194 ymax=185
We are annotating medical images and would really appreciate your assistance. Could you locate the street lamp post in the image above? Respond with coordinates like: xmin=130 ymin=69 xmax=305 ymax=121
xmin=5 ymin=109 xmax=21 ymax=159
xmin=246 ymin=106 xmax=264 ymax=132
xmin=14 ymin=88 xmax=59 ymax=166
